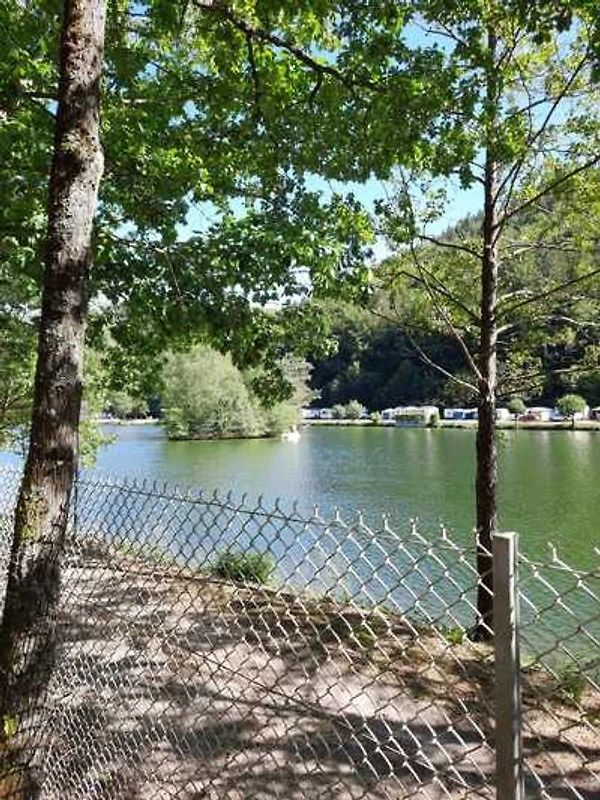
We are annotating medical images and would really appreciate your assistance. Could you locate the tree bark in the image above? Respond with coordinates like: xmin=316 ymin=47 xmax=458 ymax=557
xmin=0 ymin=0 xmax=107 ymax=792
xmin=474 ymin=30 xmax=500 ymax=641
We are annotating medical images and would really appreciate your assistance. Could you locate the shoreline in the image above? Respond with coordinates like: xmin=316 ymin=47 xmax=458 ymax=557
xmin=96 ymin=417 xmax=159 ymax=426
xmin=305 ymin=419 xmax=600 ymax=431
xmin=96 ymin=417 xmax=600 ymax=433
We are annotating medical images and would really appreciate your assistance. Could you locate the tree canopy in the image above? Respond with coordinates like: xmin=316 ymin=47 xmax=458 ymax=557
xmin=162 ymin=345 xmax=309 ymax=439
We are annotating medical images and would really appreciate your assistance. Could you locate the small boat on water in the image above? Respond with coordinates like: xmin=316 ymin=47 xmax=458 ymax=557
xmin=281 ymin=425 xmax=301 ymax=443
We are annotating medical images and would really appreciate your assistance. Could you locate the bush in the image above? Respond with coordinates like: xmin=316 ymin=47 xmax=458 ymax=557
xmin=105 ymin=389 xmax=149 ymax=419
xmin=557 ymin=666 xmax=586 ymax=706
xmin=369 ymin=411 xmax=382 ymax=425
xmin=556 ymin=393 xmax=587 ymax=419
xmin=507 ymin=396 xmax=526 ymax=416
xmin=332 ymin=403 xmax=346 ymax=420
xmin=212 ymin=550 xmax=275 ymax=584
xmin=161 ymin=347 xmax=312 ymax=440
xmin=345 ymin=399 xmax=365 ymax=420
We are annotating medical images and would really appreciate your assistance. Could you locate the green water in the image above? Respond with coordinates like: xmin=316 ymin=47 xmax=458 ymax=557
xmin=92 ymin=424 xmax=597 ymax=566
xmin=2 ymin=424 xmax=597 ymax=659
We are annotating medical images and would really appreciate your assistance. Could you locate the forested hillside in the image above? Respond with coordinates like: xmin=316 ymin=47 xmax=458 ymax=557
xmin=309 ymin=188 xmax=600 ymax=411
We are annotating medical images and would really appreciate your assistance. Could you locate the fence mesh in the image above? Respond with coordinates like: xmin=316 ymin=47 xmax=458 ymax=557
xmin=0 ymin=465 xmax=598 ymax=799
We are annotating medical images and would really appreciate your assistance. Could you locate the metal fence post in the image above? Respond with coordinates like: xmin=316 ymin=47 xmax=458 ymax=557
xmin=493 ymin=532 xmax=524 ymax=800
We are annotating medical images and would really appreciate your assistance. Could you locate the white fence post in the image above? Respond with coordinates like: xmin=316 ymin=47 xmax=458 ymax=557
xmin=493 ymin=532 xmax=524 ymax=800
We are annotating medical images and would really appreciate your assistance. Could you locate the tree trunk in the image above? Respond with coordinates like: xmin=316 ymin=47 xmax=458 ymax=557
xmin=0 ymin=0 xmax=107 ymax=792
xmin=474 ymin=29 xmax=500 ymax=641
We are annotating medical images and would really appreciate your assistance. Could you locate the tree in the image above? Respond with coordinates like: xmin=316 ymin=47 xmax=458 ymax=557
xmin=0 ymin=0 xmax=108 ymax=788
xmin=0 ymin=317 xmax=36 ymax=450
xmin=376 ymin=2 xmax=600 ymax=636
xmin=556 ymin=393 xmax=587 ymax=427
xmin=5 ymin=5 xmax=414 ymax=754
xmin=308 ymin=299 xmax=465 ymax=409
xmin=345 ymin=400 xmax=365 ymax=420
xmin=162 ymin=346 xmax=310 ymax=439
xmin=163 ymin=346 xmax=262 ymax=439
xmin=104 ymin=390 xmax=150 ymax=420
xmin=507 ymin=397 xmax=526 ymax=417
xmin=332 ymin=404 xmax=347 ymax=420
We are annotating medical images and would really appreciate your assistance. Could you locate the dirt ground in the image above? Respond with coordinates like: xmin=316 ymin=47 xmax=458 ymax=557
xmin=26 ymin=544 xmax=599 ymax=800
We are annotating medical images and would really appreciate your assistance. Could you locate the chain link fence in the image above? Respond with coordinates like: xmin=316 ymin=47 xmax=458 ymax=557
xmin=0 ymin=464 xmax=598 ymax=799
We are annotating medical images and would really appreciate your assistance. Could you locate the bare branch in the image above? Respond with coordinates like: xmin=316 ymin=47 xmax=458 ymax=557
xmin=496 ymin=50 xmax=592 ymax=229
xmin=370 ymin=308 xmax=478 ymax=393
xmin=499 ymin=363 xmax=597 ymax=397
xmin=380 ymin=264 xmax=480 ymax=325
xmin=499 ymin=155 xmax=600 ymax=227
xmin=408 ymin=239 xmax=483 ymax=381
xmin=501 ymin=240 xmax=580 ymax=260
xmin=417 ymin=234 xmax=482 ymax=260
xmin=499 ymin=265 xmax=600 ymax=318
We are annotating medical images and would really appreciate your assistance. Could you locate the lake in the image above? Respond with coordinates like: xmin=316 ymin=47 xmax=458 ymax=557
xmin=85 ymin=423 xmax=598 ymax=566
xmin=1 ymin=424 xmax=597 ymax=661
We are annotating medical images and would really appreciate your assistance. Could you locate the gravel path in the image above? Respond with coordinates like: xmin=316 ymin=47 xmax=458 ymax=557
xmin=12 ymin=545 xmax=598 ymax=800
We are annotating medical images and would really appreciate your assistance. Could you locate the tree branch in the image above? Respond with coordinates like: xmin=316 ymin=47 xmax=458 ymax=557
xmin=417 ymin=234 xmax=482 ymax=260
xmin=382 ymin=264 xmax=480 ymax=326
xmin=193 ymin=1 xmax=385 ymax=94
xmin=407 ymin=240 xmax=482 ymax=380
xmin=499 ymin=154 xmax=600 ymax=227
xmin=496 ymin=50 xmax=592 ymax=228
xmin=370 ymin=308 xmax=478 ymax=393
xmin=499 ymin=265 xmax=600 ymax=318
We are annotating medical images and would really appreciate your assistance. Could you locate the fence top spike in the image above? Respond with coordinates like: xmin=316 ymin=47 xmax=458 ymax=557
xmin=548 ymin=542 xmax=559 ymax=562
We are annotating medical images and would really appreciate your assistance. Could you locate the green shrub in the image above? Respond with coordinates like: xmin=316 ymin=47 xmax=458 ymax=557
xmin=369 ymin=411 xmax=382 ymax=425
xmin=163 ymin=346 xmax=261 ymax=439
xmin=427 ymin=411 xmax=440 ymax=428
xmin=556 ymin=394 xmax=587 ymax=420
xmin=345 ymin=399 xmax=365 ymax=420
xmin=212 ymin=550 xmax=275 ymax=584
xmin=507 ymin=396 xmax=526 ymax=416
xmin=442 ymin=626 xmax=466 ymax=645
xmin=332 ymin=403 xmax=347 ymax=420
xmin=162 ymin=347 xmax=312 ymax=440
xmin=557 ymin=666 xmax=586 ymax=706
